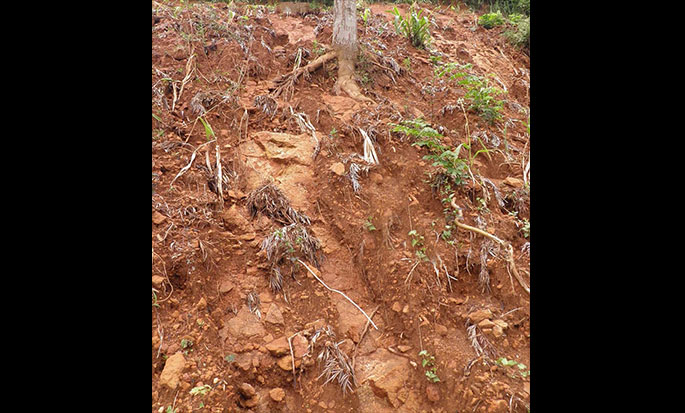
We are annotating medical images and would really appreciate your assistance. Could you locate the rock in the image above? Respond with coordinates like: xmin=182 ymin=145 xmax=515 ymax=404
xmin=238 ymin=383 xmax=256 ymax=398
xmin=502 ymin=177 xmax=524 ymax=188
xmin=391 ymin=302 xmax=402 ymax=312
xmin=265 ymin=336 xmax=289 ymax=357
xmin=291 ymin=333 xmax=309 ymax=358
xmin=478 ymin=319 xmax=495 ymax=329
xmin=152 ymin=211 xmax=167 ymax=225
xmin=370 ymin=172 xmax=383 ymax=184
xmin=264 ymin=304 xmax=284 ymax=326
xmin=492 ymin=325 xmax=504 ymax=337
xmin=330 ymin=162 xmax=345 ymax=176
xmin=221 ymin=204 xmax=252 ymax=232
xmin=254 ymin=131 xmax=317 ymax=166
xmin=434 ymin=324 xmax=448 ymax=336
xmin=195 ymin=297 xmax=207 ymax=311
xmin=152 ymin=275 xmax=165 ymax=287
xmin=402 ymin=304 xmax=409 ymax=314
xmin=219 ymin=279 xmax=235 ymax=294
xmin=276 ymin=355 xmax=300 ymax=371
xmin=488 ymin=399 xmax=509 ymax=413
xmin=269 ymin=387 xmax=285 ymax=402
xmin=225 ymin=306 xmax=266 ymax=340
xmin=356 ymin=348 xmax=411 ymax=408
xmin=397 ymin=345 xmax=412 ymax=353
xmin=493 ymin=319 xmax=509 ymax=329
xmin=468 ymin=309 xmax=493 ymax=324
xmin=426 ymin=383 xmax=440 ymax=402
xmin=158 ymin=353 xmax=186 ymax=390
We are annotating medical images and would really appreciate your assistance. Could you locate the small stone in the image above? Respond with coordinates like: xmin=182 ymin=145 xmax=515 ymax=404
xmin=330 ymin=162 xmax=345 ymax=176
xmin=397 ymin=345 xmax=412 ymax=353
xmin=219 ymin=280 xmax=235 ymax=294
xmin=292 ymin=333 xmax=308 ymax=358
xmin=426 ymin=384 xmax=440 ymax=402
xmin=269 ymin=387 xmax=285 ymax=402
xmin=391 ymin=302 xmax=402 ymax=312
xmin=152 ymin=211 xmax=167 ymax=225
xmin=195 ymin=297 xmax=207 ymax=311
xmin=478 ymin=319 xmax=496 ymax=329
xmin=152 ymin=275 xmax=165 ymax=287
xmin=265 ymin=304 xmax=285 ymax=326
xmin=402 ymin=304 xmax=409 ymax=313
xmin=238 ymin=383 xmax=256 ymax=398
xmin=158 ymin=353 xmax=186 ymax=390
xmin=468 ymin=309 xmax=493 ymax=324
xmin=266 ymin=336 xmax=289 ymax=357
xmin=502 ymin=177 xmax=524 ymax=187
xmin=435 ymin=324 xmax=448 ymax=336
xmin=492 ymin=325 xmax=504 ymax=337
xmin=277 ymin=355 xmax=300 ymax=371
xmin=493 ymin=319 xmax=509 ymax=329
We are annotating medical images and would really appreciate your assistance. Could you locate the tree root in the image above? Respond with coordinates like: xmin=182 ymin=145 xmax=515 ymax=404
xmin=268 ymin=49 xmax=375 ymax=104
xmin=450 ymin=198 xmax=530 ymax=294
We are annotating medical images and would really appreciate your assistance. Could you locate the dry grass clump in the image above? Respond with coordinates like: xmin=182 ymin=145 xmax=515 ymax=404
xmin=260 ymin=223 xmax=323 ymax=292
xmin=246 ymin=182 xmax=311 ymax=226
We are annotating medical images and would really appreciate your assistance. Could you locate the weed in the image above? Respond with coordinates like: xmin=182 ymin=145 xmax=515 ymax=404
xmin=496 ymin=357 xmax=530 ymax=379
xmin=408 ymin=230 xmax=428 ymax=261
xmin=364 ymin=217 xmax=376 ymax=231
xmin=478 ymin=11 xmax=505 ymax=29
xmin=388 ymin=4 xmax=431 ymax=49
xmin=418 ymin=350 xmax=440 ymax=382
xmin=438 ymin=63 xmax=505 ymax=124
xmin=361 ymin=7 xmax=371 ymax=25
xmin=189 ymin=384 xmax=212 ymax=396
xmin=391 ymin=118 xmax=469 ymax=187
xmin=180 ymin=338 xmax=193 ymax=354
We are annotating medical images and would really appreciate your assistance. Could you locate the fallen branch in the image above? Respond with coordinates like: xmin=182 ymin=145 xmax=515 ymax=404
xmin=450 ymin=198 xmax=529 ymax=294
xmin=297 ymin=259 xmax=378 ymax=330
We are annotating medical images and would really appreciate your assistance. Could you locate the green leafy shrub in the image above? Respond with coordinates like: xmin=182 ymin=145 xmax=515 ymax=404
xmin=390 ymin=118 xmax=469 ymax=186
xmin=504 ymin=15 xmax=529 ymax=51
xmin=478 ymin=11 xmax=505 ymax=29
xmin=388 ymin=4 xmax=431 ymax=49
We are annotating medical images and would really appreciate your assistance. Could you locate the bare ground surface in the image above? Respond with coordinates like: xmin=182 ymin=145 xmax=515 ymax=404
xmin=152 ymin=2 xmax=530 ymax=412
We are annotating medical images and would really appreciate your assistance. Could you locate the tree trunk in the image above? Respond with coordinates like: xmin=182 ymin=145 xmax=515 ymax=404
xmin=332 ymin=0 xmax=373 ymax=103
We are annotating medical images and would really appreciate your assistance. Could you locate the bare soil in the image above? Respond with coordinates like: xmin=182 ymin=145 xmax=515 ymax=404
xmin=152 ymin=2 xmax=530 ymax=412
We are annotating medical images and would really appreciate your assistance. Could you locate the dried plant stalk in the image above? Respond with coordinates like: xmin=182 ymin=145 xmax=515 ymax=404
xmin=246 ymin=183 xmax=311 ymax=226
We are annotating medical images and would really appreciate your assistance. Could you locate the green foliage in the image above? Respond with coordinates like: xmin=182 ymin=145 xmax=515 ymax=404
xmin=503 ymin=15 xmax=529 ymax=51
xmin=364 ymin=217 xmax=376 ymax=232
xmin=390 ymin=118 xmax=469 ymax=186
xmin=496 ymin=357 xmax=530 ymax=378
xmin=478 ymin=11 xmax=505 ymax=29
xmin=418 ymin=350 xmax=440 ymax=382
xmin=438 ymin=63 xmax=505 ymax=124
xmin=388 ymin=4 xmax=432 ymax=49
xmin=189 ymin=384 xmax=212 ymax=396
xmin=408 ymin=230 xmax=428 ymax=261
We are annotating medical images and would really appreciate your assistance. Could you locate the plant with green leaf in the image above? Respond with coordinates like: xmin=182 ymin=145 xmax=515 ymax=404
xmin=388 ymin=4 xmax=431 ymax=49
xmin=478 ymin=11 xmax=505 ymax=29
xmin=418 ymin=350 xmax=440 ymax=382
xmin=496 ymin=357 xmax=530 ymax=378
xmin=408 ymin=229 xmax=428 ymax=261
xmin=364 ymin=217 xmax=376 ymax=231
xmin=391 ymin=118 xmax=469 ymax=187
xmin=189 ymin=384 xmax=212 ymax=396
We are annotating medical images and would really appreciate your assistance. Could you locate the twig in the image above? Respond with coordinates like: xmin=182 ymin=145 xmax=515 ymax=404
xmin=351 ymin=305 xmax=380 ymax=377
xmin=287 ymin=333 xmax=297 ymax=389
xmin=450 ymin=198 xmax=529 ymax=294
xmin=169 ymin=140 xmax=216 ymax=188
xmin=297 ymin=259 xmax=378 ymax=330
xmin=404 ymin=259 xmax=420 ymax=284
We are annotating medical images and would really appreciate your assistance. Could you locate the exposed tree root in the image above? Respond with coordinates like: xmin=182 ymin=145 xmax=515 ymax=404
xmin=268 ymin=48 xmax=375 ymax=104
xmin=450 ymin=198 xmax=530 ymax=294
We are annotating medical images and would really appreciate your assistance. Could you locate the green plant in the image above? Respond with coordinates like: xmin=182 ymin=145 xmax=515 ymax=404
xmin=478 ymin=11 xmax=505 ymax=29
xmin=391 ymin=118 xmax=469 ymax=187
xmin=521 ymin=218 xmax=529 ymax=239
xmin=364 ymin=217 xmax=376 ymax=231
xmin=180 ymin=338 xmax=194 ymax=354
xmin=418 ymin=350 xmax=440 ymax=382
xmin=224 ymin=354 xmax=236 ymax=363
xmin=388 ymin=4 xmax=431 ymax=49
xmin=503 ymin=15 xmax=529 ymax=51
xmin=496 ymin=357 xmax=530 ymax=378
xmin=408 ymin=229 xmax=428 ymax=261
xmin=189 ymin=384 xmax=212 ymax=396
xmin=361 ymin=7 xmax=371 ymax=25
